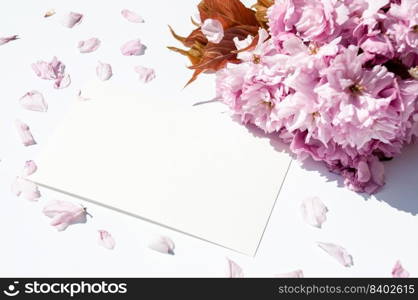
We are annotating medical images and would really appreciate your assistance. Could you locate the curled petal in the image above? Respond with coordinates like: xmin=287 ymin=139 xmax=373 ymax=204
xmin=0 ymin=35 xmax=19 ymax=46
xmin=19 ymin=90 xmax=48 ymax=112
xmin=12 ymin=177 xmax=41 ymax=201
xmin=134 ymin=66 xmax=155 ymax=83
xmin=121 ymin=9 xmax=144 ymax=23
xmin=15 ymin=119 xmax=36 ymax=146
xmin=96 ymin=61 xmax=113 ymax=81
xmin=98 ymin=230 xmax=116 ymax=250
xmin=148 ymin=236 xmax=175 ymax=255
xmin=44 ymin=9 xmax=56 ymax=18
xmin=275 ymin=270 xmax=304 ymax=278
xmin=409 ymin=67 xmax=418 ymax=79
xmin=392 ymin=260 xmax=410 ymax=278
xmin=201 ymin=19 xmax=224 ymax=44
xmin=317 ymin=242 xmax=354 ymax=267
xmin=23 ymin=160 xmax=37 ymax=177
xmin=226 ymin=258 xmax=244 ymax=278
xmin=78 ymin=38 xmax=101 ymax=53
xmin=54 ymin=74 xmax=71 ymax=89
xmin=43 ymin=200 xmax=88 ymax=231
xmin=300 ymin=196 xmax=328 ymax=228
xmin=61 ymin=12 xmax=83 ymax=28
xmin=121 ymin=39 xmax=146 ymax=56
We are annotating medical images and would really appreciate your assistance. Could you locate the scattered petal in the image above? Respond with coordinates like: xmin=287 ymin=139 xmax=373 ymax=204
xmin=98 ymin=230 xmax=116 ymax=250
xmin=121 ymin=9 xmax=144 ymax=23
xmin=148 ymin=236 xmax=175 ymax=255
xmin=15 ymin=119 xmax=36 ymax=146
xmin=121 ymin=39 xmax=146 ymax=56
xmin=19 ymin=90 xmax=48 ymax=112
xmin=317 ymin=242 xmax=354 ymax=267
xmin=23 ymin=160 xmax=37 ymax=177
xmin=300 ymin=196 xmax=328 ymax=228
xmin=226 ymin=258 xmax=244 ymax=278
xmin=77 ymin=90 xmax=91 ymax=101
xmin=392 ymin=260 xmax=410 ymax=278
xmin=43 ymin=200 xmax=88 ymax=231
xmin=134 ymin=66 xmax=155 ymax=83
xmin=60 ymin=12 xmax=83 ymax=28
xmin=54 ymin=74 xmax=71 ymax=89
xmin=0 ymin=35 xmax=19 ymax=46
xmin=44 ymin=9 xmax=56 ymax=18
xmin=96 ymin=61 xmax=113 ymax=81
xmin=201 ymin=18 xmax=224 ymax=44
xmin=12 ymin=177 xmax=41 ymax=201
xmin=78 ymin=37 xmax=101 ymax=53
xmin=275 ymin=270 xmax=304 ymax=278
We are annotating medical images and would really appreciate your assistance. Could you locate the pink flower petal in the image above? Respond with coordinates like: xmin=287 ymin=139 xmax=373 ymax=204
xmin=121 ymin=9 xmax=144 ymax=23
xmin=98 ymin=230 xmax=116 ymax=250
xmin=54 ymin=74 xmax=71 ymax=89
xmin=121 ymin=39 xmax=146 ymax=56
xmin=301 ymin=196 xmax=328 ymax=228
xmin=148 ymin=236 xmax=175 ymax=255
xmin=60 ymin=12 xmax=83 ymax=28
xmin=78 ymin=37 xmax=101 ymax=53
xmin=392 ymin=260 xmax=410 ymax=278
xmin=0 ymin=35 xmax=19 ymax=46
xmin=226 ymin=258 xmax=244 ymax=278
xmin=43 ymin=200 xmax=88 ymax=231
xmin=19 ymin=91 xmax=48 ymax=112
xmin=275 ymin=270 xmax=304 ymax=278
xmin=96 ymin=61 xmax=113 ymax=81
xmin=317 ymin=242 xmax=354 ymax=267
xmin=23 ymin=160 xmax=37 ymax=177
xmin=15 ymin=119 xmax=36 ymax=146
xmin=12 ymin=177 xmax=41 ymax=201
xmin=134 ymin=66 xmax=155 ymax=83
xmin=201 ymin=19 xmax=224 ymax=44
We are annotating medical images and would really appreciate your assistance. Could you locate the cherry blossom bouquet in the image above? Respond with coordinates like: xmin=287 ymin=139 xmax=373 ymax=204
xmin=169 ymin=0 xmax=418 ymax=194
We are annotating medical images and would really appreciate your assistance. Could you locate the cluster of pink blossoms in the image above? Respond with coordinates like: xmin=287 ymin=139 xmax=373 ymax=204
xmin=216 ymin=0 xmax=418 ymax=194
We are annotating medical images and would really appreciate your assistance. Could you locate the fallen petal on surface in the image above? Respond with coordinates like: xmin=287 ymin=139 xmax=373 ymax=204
xmin=19 ymin=90 xmax=48 ymax=112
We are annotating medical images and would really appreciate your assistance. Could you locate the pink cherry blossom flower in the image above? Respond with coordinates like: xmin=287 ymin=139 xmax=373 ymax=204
xmin=96 ymin=61 xmax=113 ymax=81
xmin=121 ymin=9 xmax=144 ymax=23
xmin=268 ymin=0 xmax=340 ymax=45
xmin=43 ymin=200 xmax=89 ymax=231
xmin=78 ymin=37 xmax=101 ymax=53
xmin=121 ymin=39 xmax=146 ymax=56
xmin=15 ymin=119 xmax=36 ymax=146
xmin=0 ymin=35 xmax=18 ymax=46
xmin=201 ymin=19 xmax=224 ymax=44
xmin=134 ymin=66 xmax=155 ymax=83
xmin=391 ymin=260 xmax=410 ymax=278
xmin=98 ymin=230 xmax=116 ymax=250
xmin=19 ymin=91 xmax=48 ymax=112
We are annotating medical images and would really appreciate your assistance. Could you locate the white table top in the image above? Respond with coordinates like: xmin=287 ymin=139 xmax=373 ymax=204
xmin=1 ymin=0 xmax=417 ymax=277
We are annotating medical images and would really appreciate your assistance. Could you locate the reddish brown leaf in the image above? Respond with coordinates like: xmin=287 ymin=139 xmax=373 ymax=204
xmin=198 ymin=0 xmax=258 ymax=29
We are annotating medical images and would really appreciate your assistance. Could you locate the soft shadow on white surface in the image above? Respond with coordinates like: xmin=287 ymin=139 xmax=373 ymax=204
xmin=374 ymin=142 xmax=418 ymax=215
xmin=245 ymin=123 xmax=418 ymax=216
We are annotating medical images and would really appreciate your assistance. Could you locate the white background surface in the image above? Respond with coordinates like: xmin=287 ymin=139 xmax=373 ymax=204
xmin=1 ymin=0 xmax=418 ymax=277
